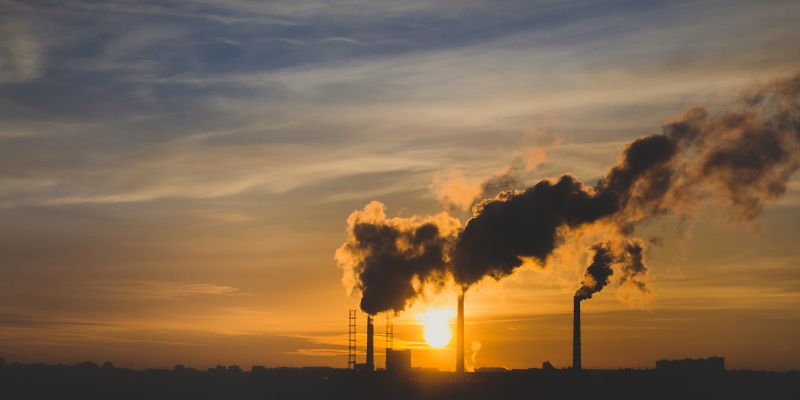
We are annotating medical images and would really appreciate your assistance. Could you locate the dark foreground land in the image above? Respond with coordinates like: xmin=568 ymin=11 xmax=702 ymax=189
xmin=1 ymin=363 xmax=798 ymax=400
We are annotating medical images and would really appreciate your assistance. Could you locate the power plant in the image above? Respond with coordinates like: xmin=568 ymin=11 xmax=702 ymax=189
xmin=352 ymin=313 xmax=375 ymax=371
xmin=349 ymin=311 xmax=407 ymax=372
xmin=385 ymin=349 xmax=411 ymax=373
xmin=347 ymin=295 xmax=730 ymax=376
xmin=348 ymin=292 xmax=467 ymax=374
xmin=573 ymin=297 xmax=581 ymax=370
xmin=347 ymin=288 xmax=601 ymax=373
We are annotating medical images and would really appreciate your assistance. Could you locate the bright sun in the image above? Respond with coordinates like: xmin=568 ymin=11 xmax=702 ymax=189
xmin=417 ymin=308 xmax=453 ymax=349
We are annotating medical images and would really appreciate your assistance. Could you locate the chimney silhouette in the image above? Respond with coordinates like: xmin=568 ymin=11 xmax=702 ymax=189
xmin=573 ymin=297 xmax=581 ymax=370
xmin=366 ymin=315 xmax=374 ymax=371
xmin=456 ymin=293 xmax=465 ymax=373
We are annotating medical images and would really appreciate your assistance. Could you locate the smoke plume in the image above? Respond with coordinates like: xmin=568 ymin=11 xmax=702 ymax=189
xmin=339 ymin=72 xmax=800 ymax=312
xmin=429 ymin=149 xmax=546 ymax=211
xmin=452 ymin=175 xmax=613 ymax=287
xmin=452 ymin=73 xmax=800 ymax=291
xmin=468 ymin=340 xmax=482 ymax=371
xmin=335 ymin=201 xmax=460 ymax=315
xmin=574 ymin=243 xmax=614 ymax=301
xmin=574 ymin=239 xmax=648 ymax=301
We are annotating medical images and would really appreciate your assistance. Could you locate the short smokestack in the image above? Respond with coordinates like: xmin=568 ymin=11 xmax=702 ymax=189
xmin=573 ymin=297 xmax=581 ymax=370
xmin=366 ymin=315 xmax=374 ymax=371
xmin=456 ymin=293 xmax=465 ymax=374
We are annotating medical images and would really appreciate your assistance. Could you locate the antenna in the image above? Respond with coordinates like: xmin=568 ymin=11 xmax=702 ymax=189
xmin=348 ymin=310 xmax=356 ymax=370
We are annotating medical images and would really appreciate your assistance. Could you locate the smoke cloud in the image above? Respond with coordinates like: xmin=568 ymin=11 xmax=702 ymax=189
xmin=429 ymin=170 xmax=484 ymax=212
xmin=574 ymin=243 xmax=614 ymax=301
xmin=429 ymin=149 xmax=547 ymax=211
xmin=452 ymin=175 xmax=613 ymax=287
xmin=335 ymin=201 xmax=460 ymax=315
xmin=468 ymin=340 xmax=482 ymax=372
xmin=339 ymin=72 xmax=800 ymax=312
xmin=574 ymin=239 xmax=648 ymax=301
xmin=452 ymin=72 xmax=800 ymax=293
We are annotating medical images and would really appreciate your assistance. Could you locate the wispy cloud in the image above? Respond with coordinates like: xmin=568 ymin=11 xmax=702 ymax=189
xmin=0 ymin=18 xmax=40 ymax=83
xmin=1 ymin=1 xmax=798 ymax=208
xmin=84 ymin=280 xmax=244 ymax=300
xmin=285 ymin=348 xmax=348 ymax=357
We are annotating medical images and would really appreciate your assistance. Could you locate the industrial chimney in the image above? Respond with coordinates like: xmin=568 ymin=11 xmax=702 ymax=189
xmin=456 ymin=293 xmax=465 ymax=374
xmin=573 ymin=297 xmax=581 ymax=370
xmin=366 ymin=315 xmax=375 ymax=371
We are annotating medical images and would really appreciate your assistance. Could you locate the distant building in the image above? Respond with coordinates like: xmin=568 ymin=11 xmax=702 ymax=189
xmin=656 ymin=357 xmax=725 ymax=372
xmin=228 ymin=365 xmax=242 ymax=372
xmin=102 ymin=361 xmax=114 ymax=369
xmin=476 ymin=367 xmax=508 ymax=373
xmin=542 ymin=361 xmax=555 ymax=370
xmin=251 ymin=365 xmax=266 ymax=373
xmin=385 ymin=349 xmax=411 ymax=373
xmin=209 ymin=365 xmax=227 ymax=373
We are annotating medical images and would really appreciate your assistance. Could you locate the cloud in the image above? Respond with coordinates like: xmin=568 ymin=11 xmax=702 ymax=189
xmin=0 ymin=314 xmax=113 ymax=329
xmin=1 ymin=0 xmax=799 ymax=210
xmin=85 ymin=280 xmax=244 ymax=300
xmin=0 ymin=19 xmax=40 ymax=83
xmin=285 ymin=348 xmax=349 ymax=357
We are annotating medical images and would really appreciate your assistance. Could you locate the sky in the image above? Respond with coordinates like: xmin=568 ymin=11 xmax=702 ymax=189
xmin=1 ymin=0 xmax=799 ymax=371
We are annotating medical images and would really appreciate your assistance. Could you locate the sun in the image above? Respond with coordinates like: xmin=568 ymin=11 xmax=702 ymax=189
xmin=417 ymin=308 xmax=454 ymax=349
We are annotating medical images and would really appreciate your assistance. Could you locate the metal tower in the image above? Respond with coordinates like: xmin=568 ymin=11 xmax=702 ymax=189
xmin=348 ymin=309 xmax=356 ymax=370
xmin=385 ymin=315 xmax=393 ymax=351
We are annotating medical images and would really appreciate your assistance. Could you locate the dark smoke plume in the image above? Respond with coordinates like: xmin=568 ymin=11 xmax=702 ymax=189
xmin=479 ymin=170 xmax=525 ymax=201
xmin=574 ymin=240 xmax=649 ymax=301
xmin=452 ymin=175 xmax=614 ymax=287
xmin=452 ymin=72 xmax=799 ymax=290
xmin=335 ymin=202 xmax=460 ymax=314
xmin=574 ymin=243 xmax=614 ymax=301
xmin=618 ymin=240 xmax=647 ymax=294
xmin=339 ymin=72 xmax=800 ymax=312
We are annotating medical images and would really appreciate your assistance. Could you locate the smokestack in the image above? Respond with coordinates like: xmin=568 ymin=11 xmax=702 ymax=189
xmin=366 ymin=315 xmax=374 ymax=371
xmin=573 ymin=297 xmax=581 ymax=370
xmin=456 ymin=293 xmax=465 ymax=374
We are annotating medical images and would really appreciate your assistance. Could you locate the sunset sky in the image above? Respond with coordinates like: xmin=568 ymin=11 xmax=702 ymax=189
xmin=1 ymin=0 xmax=799 ymax=372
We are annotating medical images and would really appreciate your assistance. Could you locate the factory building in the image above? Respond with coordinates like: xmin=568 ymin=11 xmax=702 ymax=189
xmin=385 ymin=349 xmax=411 ymax=373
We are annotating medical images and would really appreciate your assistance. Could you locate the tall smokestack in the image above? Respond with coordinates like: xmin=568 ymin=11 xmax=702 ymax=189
xmin=456 ymin=293 xmax=465 ymax=374
xmin=573 ymin=297 xmax=581 ymax=370
xmin=366 ymin=315 xmax=374 ymax=371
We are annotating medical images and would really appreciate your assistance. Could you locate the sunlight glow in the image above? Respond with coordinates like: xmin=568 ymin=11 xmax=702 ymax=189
xmin=417 ymin=308 xmax=454 ymax=349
